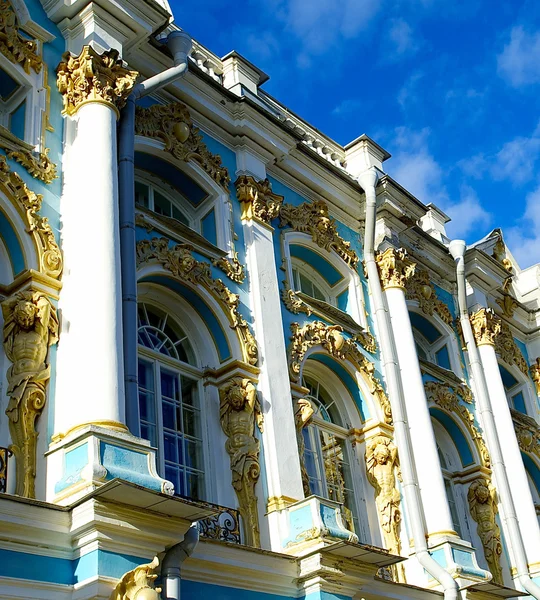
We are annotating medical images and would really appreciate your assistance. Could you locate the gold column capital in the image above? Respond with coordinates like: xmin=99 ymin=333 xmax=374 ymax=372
xmin=375 ymin=247 xmax=416 ymax=291
xmin=235 ymin=175 xmax=283 ymax=223
xmin=56 ymin=46 xmax=138 ymax=118
xmin=470 ymin=307 xmax=501 ymax=347
xmin=531 ymin=358 xmax=540 ymax=396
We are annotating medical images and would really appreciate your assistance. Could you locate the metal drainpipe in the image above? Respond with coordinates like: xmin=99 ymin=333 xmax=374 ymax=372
xmin=449 ymin=240 xmax=540 ymax=600
xmin=161 ymin=524 xmax=199 ymax=600
xmin=118 ymin=30 xmax=193 ymax=435
xmin=358 ymin=168 xmax=459 ymax=600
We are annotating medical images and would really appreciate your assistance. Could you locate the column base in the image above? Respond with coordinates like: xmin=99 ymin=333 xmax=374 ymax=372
xmin=46 ymin=424 xmax=173 ymax=505
xmin=279 ymin=495 xmax=358 ymax=556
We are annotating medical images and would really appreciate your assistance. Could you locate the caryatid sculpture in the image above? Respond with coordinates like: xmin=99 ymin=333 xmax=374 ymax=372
xmin=294 ymin=397 xmax=314 ymax=497
xmin=219 ymin=376 xmax=263 ymax=547
xmin=365 ymin=435 xmax=405 ymax=581
xmin=2 ymin=291 xmax=58 ymax=497
xmin=467 ymin=479 xmax=503 ymax=584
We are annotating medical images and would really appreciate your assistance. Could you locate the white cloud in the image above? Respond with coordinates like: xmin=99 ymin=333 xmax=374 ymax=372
xmin=397 ymin=71 xmax=424 ymax=109
xmin=332 ymin=98 xmax=363 ymax=116
xmin=506 ymin=184 xmax=540 ymax=268
xmin=444 ymin=186 xmax=492 ymax=238
xmin=497 ymin=26 xmax=540 ymax=87
xmin=387 ymin=18 xmax=419 ymax=58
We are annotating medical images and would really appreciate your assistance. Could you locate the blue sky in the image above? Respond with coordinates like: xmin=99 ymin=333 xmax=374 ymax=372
xmin=171 ymin=0 xmax=540 ymax=268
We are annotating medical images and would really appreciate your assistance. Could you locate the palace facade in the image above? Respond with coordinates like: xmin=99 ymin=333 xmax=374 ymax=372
xmin=0 ymin=0 xmax=539 ymax=599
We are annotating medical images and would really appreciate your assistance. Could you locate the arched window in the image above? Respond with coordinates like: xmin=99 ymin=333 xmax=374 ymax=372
xmin=137 ymin=302 xmax=205 ymax=500
xmin=410 ymin=311 xmax=455 ymax=372
xmin=498 ymin=363 xmax=529 ymax=414
xmin=437 ymin=443 xmax=463 ymax=538
xmin=300 ymin=375 xmax=358 ymax=533
xmin=292 ymin=260 xmax=330 ymax=302
xmin=135 ymin=176 xmax=192 ymax=228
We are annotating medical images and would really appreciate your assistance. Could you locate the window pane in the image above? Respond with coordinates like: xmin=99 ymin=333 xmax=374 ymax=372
xmin=183 ymin=407 xmax=199 ymax=438
xmin=444 ymin=478 xmax=462 ymax=537
xmin=299 ymin=272 xmax=313 ymax=296
xmin=435 ymin=345 xmax=451 ymax=370
xmin=161 ymin=369 xmax=179 ymax=401
xmin=186 ymin=470 xmax=203 ymax=500
xmin=10 ymin=100 xmax=25 ymax=139
xmin=512 ymin=391 xmax=527 ymax=414
xmin=172 ymin=204 xmax=190 ymax=226
xmin=135 ymin=181 xmax=150 ymax=208
xmin=164 ymin=432 xmax=178 ymax=462
xmin=182 ymin=376 xmax=198 ymax=407
xmin=162 ymin=400 xmax=176 ymax=430
xmin=154 ymin=190 xmax=172 ymax=216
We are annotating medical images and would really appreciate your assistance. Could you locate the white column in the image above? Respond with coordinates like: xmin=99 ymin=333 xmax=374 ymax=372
xmin=54 ymin=100 xmax=125 ymax=436
xmin=385 ymin=286 xmax=456 ymax=537
xmin=478 ymin=344 xmax=540 ymax=564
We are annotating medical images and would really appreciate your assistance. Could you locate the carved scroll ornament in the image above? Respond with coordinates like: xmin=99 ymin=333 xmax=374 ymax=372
xmin=279 ymin=200 xmax=359 ymax=268
xmin=2 ymin=291 xmax=58 ymax=498
xmin=136 ymin=238 xmax=257 ymax=366
xmin=110 ymin=556 xmax=161 ymax=600
xmin=0 ymin=0 xmax=42 ymax=74
xmin=212 ymin=252 xmax=245 ymax=283
xmin=494 ymin=321 xmax=528 ymax=376
xmin=135 ymin=102 xmax=230 ymax=188
xmin=375 ymin=247 xmax=415 ymax=291
xmin=405 ymin=268 xmax=453 ymax=324
xmin=512 ymin=410 xmax=540 ymax=459
xmin=5 ymin=147 xmax=57 ymax=184
xmin=467 ymin=479 xmax=503 ymax=584
xmin=235 ymin=175 xmax=283 ymax=223
xmin=219 ymin=377 xmax=263 ymax=547
xmin=288 ymin=321 xmax=392 ymax=424
xmin=57 ymin=46 xmax=138 ymax=117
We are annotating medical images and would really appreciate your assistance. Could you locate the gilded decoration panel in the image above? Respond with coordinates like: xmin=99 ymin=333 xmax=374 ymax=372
xmin=405 ymin=268 xmax=453 ymax=325
xmin=0 ymin=0 xmax=42 ymax=74
xmin=512 ymin=409 xmax=540 ymax=459
xmin=375 ymin=247 xmax=415 ymax=291
xmin=0 ymin=127 xmax=57 ymax=184
xmin=235 ymin=175 xmax=283 ymax=223
xmin=135 ymin=102 xmax=230 ymax=188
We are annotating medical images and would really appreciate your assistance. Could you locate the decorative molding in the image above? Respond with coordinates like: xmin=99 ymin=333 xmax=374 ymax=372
xmin=405 ymin=268 xmax=453 ymax=325
xmin=494 ymin=321 xmax=528 ymax=376
xmin=279 ymin=200 xmax=359 ymax=268
xmin=212 ymin=252 xmax=245 ymax=283
xmin=469 ymin=308 xmax=501 ymax=347
xmin=512 ymin=409 xmax=540 ymax=459
xmin=2 ymin=291 xmax=58 ymax=498
xmin=467 ymin=478 xmax=503 ymax=584
xmin=219 ymin=376 xmax=263 ymax=547
xmin=235 ymin=175 xmax=283 ymax=223
xmin=109 ymin=556 xmax=161 ymax=600
xmin=531 ymin=358 xmax=540 ymax=396
xmin=0 ymin=0 xmax=42 ymax=74
xmin=375 ymin=247 xmax=415 ymax=291
xmin=0 ymin=446 xmax=10 ymax=493
xmin=281 ymin=280 xmax=311 ymax=316
xmin=135 ymin=102 xmax=230 ymax=188
xmin=57 ymin=46 xmax=138 ymax=117
xmin=198 ymin=503 xmax=241 ymax=544
xmin=0 ymin=126 xmax=57 ymax=183
xmin=424 ymin=381 xmax=490 ymax=467
xmin=495 ymin=294 xmax=518 ymax=318
xmin=136 ymin=238 xmax=257 ymax=365
xmin=0 ymin=155 xmax=63 ymax=279
xmin=288 ymin=321 xmax=392 ymax=424
xmin=365 ymin=435 xmax=405 ymax=582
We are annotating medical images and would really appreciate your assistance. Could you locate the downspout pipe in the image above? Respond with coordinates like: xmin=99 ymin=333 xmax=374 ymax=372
xmin=118 ymin=31 xmax=193 ymax=435
xmin=358 ymin=168 xmax=459 ymax=600
xmin=449 ymin=240 xmax=540 ymax=600
xmin=161 ymin=524 xmax=199 ymax=600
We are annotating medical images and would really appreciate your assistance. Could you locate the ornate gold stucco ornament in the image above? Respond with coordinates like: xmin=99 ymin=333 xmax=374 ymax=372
xmin=469 ymin=308 xmax=501 ymax=347
xmin=2 ymin=291 xmax=58 ymax=498
xmin=365 ymin=435 xmax=405 ymax=582
xmin=279 ymin=200 xmax=359 ymax=268
xmin=110 ymin=556 xmax=161 ymax=600
xmin=467 ymin=478 xmax=503 ymax=584
xmin=531 ymin=358 xmax=540 ymax=396
xmin=0 ymin=0 xmax=42 ymax=74
xmin=212 ymin=251 xmax=245 ymax=283
xmin=281 ymin=280 xmax=312 ymax=316
xmin=494 ymin=321 xmax=528 ymax=376
xmin=5 ymin=147 xmax=57 ymax=184
xmin=57 ymin=46 xmax=138 ymax=117
xmin=512 ymin=410 xmax=540 ymax=459
xmin=405 ymin=268 xmax=453 ymax=324
xmin=288 ymin=321 xmax=392 ymax=424
xmin=135 ymin=102 xmax=230 ymax=188
xmin=424 ymin=381 xmax=490 ymax=467
xmin=375 ymin=247 xmax=415 ymax=291
xmin=136 ymin=238 xmax=257 ymax=365
xmin=495 ymin=294 xmax=518 ymax=319
xmin=294 ymin=397 xmax=314 ymax=497
xmin=219 ymin=377 xmax=263 ymax=547
xmin=0 ymin=155 xmax=62 ymax=278
xmin=235 ymin=175 xmax=283 ymax=223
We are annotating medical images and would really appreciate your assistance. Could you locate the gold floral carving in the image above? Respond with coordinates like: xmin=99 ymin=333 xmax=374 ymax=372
xmin=57 ymin=46 xmax=138 ymax=117
xmin=235 ymin=175 xmax=283 ymax=223
xmin=110 ymin=556 xmax=161 ymax=600
xmin=494 ymin=321 xmax=528 ymax=376
xmin=467 ymin=479 xmax=503 ymax=584
xmin=470 ymin=308 xmax=501 ymax=347
xmin=288 ymin=321 xmax=392 ymax=424
xmin=496 ymin=294 xmax=518 ymax=318
xmin=279 ymin=200 xmax=359 ymax=268
xmin=135 ymin=102 xmax=230 ymax=188
xmin=424 ymin=381 xmax=490 ymax=467
xmin=0 ymin=155 xmax=63 ymax=279
xmin=5 ymin=147 xmax=57 ymax=184
xmin=212 ymin=252 xmax=245 ymax=283
xmin=0 ymin=0 xmax=42 ymax=73
xmin=281 ymin=280 xmax=311 ymax=316
xmin=219 ymin=377 xmax=263 ymax=547
xmin=294 ymin=397 xmax=314 ymax=497
xmin=492 ymin=237 xmax=513 ymax=275
xmin=365 ymin=435 xmax=405 ymax=582
xmin=375 ymin=248 xmax=415 ymax=291
xmin=2 ymin=291 xmax=58 ymax=498
xmin=136 ymin=238 xmax=257 ymax=365
xmin=512 ymin=410 xmax=540 ymax=459
xmin=405 ymin=269 xmax=453 ymax=324
xmin=531 ymin=358 xmax=540 ymax=396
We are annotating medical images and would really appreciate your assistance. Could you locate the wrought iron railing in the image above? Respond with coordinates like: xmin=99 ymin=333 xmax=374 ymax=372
xmin=0 ymin=446 xmax=11 ymax=494
xmin=197 ymin=503 xmax=241 ymax=544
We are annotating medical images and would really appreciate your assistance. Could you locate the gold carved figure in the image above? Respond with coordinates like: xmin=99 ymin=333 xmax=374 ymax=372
xmin=375 ymin=247 xmax=415 ymax=291
xmin=2 ymin=291 xmax=58 ymax=497
xmin=110 ymin=556 xmax=161 ymax=600
xmin=294 ymin=397 xmax=314 ymax=497
xmin=469 ymin=308 xmax=501 ymax=347
xmin=219 ymin=377 xmax=263 ymax=547
xmin=365 ymin=435 xmax=405 ymax=581
xmin=467 ymin=479 xmax=503 ymax=584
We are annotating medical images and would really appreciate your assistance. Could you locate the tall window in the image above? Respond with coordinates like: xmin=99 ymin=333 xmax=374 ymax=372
xmin=499 ymin=364 xmax=529 ymax=414
xmin=135 ymin=179 xmax=190 ymax=226
xmin=301 ymin=376 xmax=358 ymax=533
xmin=137 ymin=303 xmax=205 ymax=500
xmin=410 ymin=312 xmax=454 ymax=371
xmin=437 ymin=443 xmax=463 ymax=538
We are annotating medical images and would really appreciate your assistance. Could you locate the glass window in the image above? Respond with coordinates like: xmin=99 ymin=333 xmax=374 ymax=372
xmin=437 ymin=442 xmax=464 ymax=539
xmin=135 ymin=178 xmax=190 ymax=226
xmin=137 ymin=303 xmax=204 ymax=500
xmin=511 ymin=391 xmax=527 ymax=414
xmin=0 ymin=65 xmax=27 ymax=140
